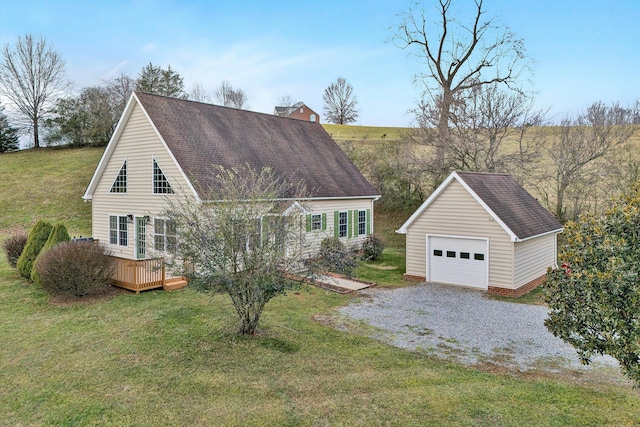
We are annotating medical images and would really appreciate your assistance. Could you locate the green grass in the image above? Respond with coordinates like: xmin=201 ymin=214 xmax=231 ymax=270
xmin=1 ymin=254 xmax=639 ymax=426
xmin=322 ymin=123 xmax=409 ymax=143
xmin=487 ymin=286 xmax=547 ymax=305
xmin=356 ymin=248 xmax=408 ymax=287
xmin=1 ymin=145 xmax=639 ymax=425
xmin=0 ymin=146 xmax=103 ymax=236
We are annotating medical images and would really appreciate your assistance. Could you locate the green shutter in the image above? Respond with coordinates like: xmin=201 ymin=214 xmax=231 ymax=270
xmin=306 ymin=214 xmax=311 ymax=232
xmin=366 ymin=209 xmax=371 ymax=235
xmin=322 ymin=213 xmax=327 ymax=231
xmin=348 ymin=210 xmax=353 ymax=238
xmin=334 ymin=211 xmax=339 ymax=238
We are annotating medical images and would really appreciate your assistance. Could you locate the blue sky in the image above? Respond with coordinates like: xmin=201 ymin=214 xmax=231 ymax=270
xmin=0 ymin=0 xmax=638 ymax=126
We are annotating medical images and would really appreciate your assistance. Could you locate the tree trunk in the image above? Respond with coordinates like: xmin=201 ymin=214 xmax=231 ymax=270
xmin=435 ymin=88 xmax=453 ymax=184
xmin=33 ymin=116 xmax=40 ymax=148
xmin=555 ymin=175 xmax=568 ymax=222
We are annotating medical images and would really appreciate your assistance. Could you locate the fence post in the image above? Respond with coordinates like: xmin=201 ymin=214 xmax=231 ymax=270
xmin=161 ymin=259 xmax=166 ymax=286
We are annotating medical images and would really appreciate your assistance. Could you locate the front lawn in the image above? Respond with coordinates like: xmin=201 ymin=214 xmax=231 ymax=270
xmin=1 ymin=250 xmax=638 ymax=426
xmin=355 ymin=247 xmax=408 ymax=287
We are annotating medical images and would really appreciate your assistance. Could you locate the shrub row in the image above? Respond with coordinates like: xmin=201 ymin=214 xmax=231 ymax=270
xmin=3 ymin=221 xmax=115 ymax=298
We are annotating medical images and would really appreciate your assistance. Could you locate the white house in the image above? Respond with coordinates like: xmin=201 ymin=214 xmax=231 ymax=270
xmin=83 ymin=92 xmax=379 ymax=292
xmin=397 ymin=171 xmax=563 ymax=297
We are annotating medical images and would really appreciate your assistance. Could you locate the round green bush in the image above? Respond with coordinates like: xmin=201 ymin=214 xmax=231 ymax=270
xmin=31 ymin=223 xmax=70 ymax=284
xmin=35 ymin=241 xmax=116 ymax=297
xmin=3 ymin=232 xmax=28 ymax=269
xmin=16 ymin=220 xmax=53 ymax=279
xmin=361 ymin=234 xmax=385 ymax=261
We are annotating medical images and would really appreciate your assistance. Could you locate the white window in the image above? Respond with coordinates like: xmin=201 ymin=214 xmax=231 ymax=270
xmin=338 ymin=211 xmax=348 ymax=238
xmin=109 ymin=215 xmax=128 ymax=246
xmin=309 ymin=114 xmax=316 ymax=122
xmin=110 ymin=160 xmax=127 ymax=193
xmin=153 ymin=158 xmax=174 ymax=194
xmin=263 ymin=215 xmax=286 ymax=252
xmin=358 ymin=210 xmax=367 ymax=235
xmin=311 ymin=214 xmax=322 ymax=231
xmin=154 ymin=218 xmax=177 ymax=253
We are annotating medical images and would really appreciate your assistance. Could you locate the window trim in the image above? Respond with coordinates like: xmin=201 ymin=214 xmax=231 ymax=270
xmin=310 ymin=213 xmax=322 ymax=231
xmin=108 ymin=214 xmax=128 ymax=246
xmin=358 ymin=210 xmax=367 ymax=236
xmin=153 ymin=217 xmax=177 ymax=254
xmin=152 ymin=157 xmax=174 ymax=195
xmin=109 ymin=159 xmax=127 ymax=194
xmin=338 ymin=211 xmax=348 ymax=238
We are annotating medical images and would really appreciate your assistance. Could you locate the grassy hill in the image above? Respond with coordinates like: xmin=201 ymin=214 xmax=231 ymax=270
xmin=322 ymin=123 xmax=409 ymax=143
xmin=0 ymin=146 xmax=103 ymax=236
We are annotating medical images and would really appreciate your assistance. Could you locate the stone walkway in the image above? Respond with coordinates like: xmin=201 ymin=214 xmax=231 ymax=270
xmin=314 ymin=274 xmax=374 ymax=293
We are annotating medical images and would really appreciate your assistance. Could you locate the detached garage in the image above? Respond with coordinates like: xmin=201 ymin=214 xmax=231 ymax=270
xmin=397 ymin=171 xmax=563 ymax=297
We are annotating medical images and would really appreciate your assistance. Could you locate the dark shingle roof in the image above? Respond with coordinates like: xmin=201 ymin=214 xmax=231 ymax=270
xmin=457 ymin=171 xmax=562 ymax=239
xmin=135 ymin=92 xmax=377 ymax=199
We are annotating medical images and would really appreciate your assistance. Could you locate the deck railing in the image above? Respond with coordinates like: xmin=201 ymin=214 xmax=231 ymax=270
xmin=111 ymin=257 xmax=166 ymax=293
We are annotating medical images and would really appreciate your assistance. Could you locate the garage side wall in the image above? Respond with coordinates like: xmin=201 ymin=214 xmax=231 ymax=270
xmin=513 ymin=233 xmax=557 ymax=288
xmin=404 ymin=180 xmax=514 ymax=289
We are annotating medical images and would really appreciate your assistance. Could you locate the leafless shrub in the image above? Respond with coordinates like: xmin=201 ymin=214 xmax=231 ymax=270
xmin=3 ymin=232 xmax=28 ymax=268
xmin=35 ymin=241 xmax=115 ymax=297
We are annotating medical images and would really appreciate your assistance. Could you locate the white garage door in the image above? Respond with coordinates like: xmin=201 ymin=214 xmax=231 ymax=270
xmin=428 ymin=236 xmax=487 ymax=289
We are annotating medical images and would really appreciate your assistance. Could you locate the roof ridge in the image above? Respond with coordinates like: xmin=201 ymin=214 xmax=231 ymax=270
xmin=135 ymin=91 xmax=322 ymax=125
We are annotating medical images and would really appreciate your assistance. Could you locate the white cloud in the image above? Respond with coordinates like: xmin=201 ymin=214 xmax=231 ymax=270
xmin=102 ymin=60 xmax=130 ymax=80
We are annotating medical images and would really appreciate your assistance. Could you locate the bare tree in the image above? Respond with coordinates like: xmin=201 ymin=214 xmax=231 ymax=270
xmin=393 ymin=0 xmax=528 ymax=182
xmin=161 ymin=165 xmax=310 ymax=335
xmin=0 ymin=34 xmax=67 ymax=148
xmin=541 ymin=102 xmax=636 ymax=222
xmin=278 ymin=95 xmax=294 ymax=110
xmin=214 ymin=81 xmax=248 ymax=109
xmin=104 ymin=73 xmax=136 ymax=114
xmin=323 ymin=77 xmax=358 ymax=124
xmin=189 ymin=83 xmax=211 ymax=103
xmin=446 ymin=84 xmax=546 ymax=177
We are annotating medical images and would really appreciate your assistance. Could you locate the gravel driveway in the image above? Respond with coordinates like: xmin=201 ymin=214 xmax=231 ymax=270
xmin=338 ymin=283 xmax=618 ymax=373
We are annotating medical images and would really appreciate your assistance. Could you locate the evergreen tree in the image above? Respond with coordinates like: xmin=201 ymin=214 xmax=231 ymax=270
xmin=16 ymin=220 xmax=53 ymax=279
xmin=135 ymin=63 xmax=187 ymax=99
xmin=0 ymin=102 xmax=19 ymax=152
xmin=31 ymin=223 xmax=70 ymax=284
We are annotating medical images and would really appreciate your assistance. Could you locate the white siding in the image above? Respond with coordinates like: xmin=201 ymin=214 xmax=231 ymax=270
xmin=514 ymin=233 xmax=557 ymax=287
xmin=302 ymin=199 xmax=375 ymax=255
xmin=91 ymin=102 xmax=192 ymax=260
xmin=404 ymin=180 xmax=515 ymax=289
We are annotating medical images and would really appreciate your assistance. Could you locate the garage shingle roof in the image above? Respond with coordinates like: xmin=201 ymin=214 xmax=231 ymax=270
xmin=457 ymin=171 xmax=562 ymax=240
xmin=135 ymin=92 xmax=378 ymax=199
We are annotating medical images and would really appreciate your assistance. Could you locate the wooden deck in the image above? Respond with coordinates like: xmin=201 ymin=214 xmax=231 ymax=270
xmin=111 ymin=257 xmax=188 ymax=293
